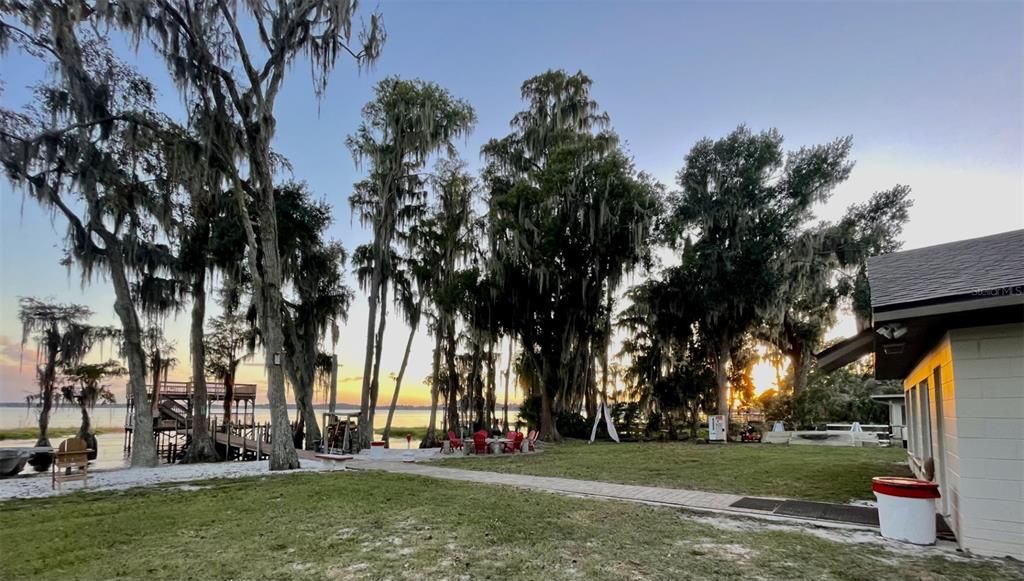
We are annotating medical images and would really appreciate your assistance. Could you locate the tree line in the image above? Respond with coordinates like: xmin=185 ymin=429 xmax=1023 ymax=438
xmin=1 ymin=2 xmax=911 ymax=470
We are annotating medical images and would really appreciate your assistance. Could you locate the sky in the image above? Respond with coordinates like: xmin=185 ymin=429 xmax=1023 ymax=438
xmin=1 ymin=0 xmax=1021 ymax=406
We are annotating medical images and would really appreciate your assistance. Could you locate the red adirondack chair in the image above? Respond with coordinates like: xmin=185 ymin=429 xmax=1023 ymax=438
xmin=472 ymin=430 xmax=489 ymax=454
xmin=505 ymin=431 xmax=525 ymax=453
xmin=447 ymin=430 xmax=463 ymax=452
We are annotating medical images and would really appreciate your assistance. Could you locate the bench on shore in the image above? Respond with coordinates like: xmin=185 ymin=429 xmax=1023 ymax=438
xmin=314 ymin=453 xmax=354 ymax=466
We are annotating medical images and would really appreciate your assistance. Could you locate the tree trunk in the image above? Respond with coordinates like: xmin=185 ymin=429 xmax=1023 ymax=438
xmin=29 ymin=344 xmax=57 ymax=471
xmin=366 ymin=281 xmax=389 ymax=444
xmin=358 ymin=246 xmax=384 ymax=449
xmin=328 ymin=354 xmax=338 ymax=414
xmin=714 ymin=336 xmax=732 ymax=441
xmin=470 ymin=337 xmax=484 ymax=429
xmin=789 ymin=345 xmax=810 ymax=397
xmin=183 ymin=272 xmax=219 ymax=463
xmin=485 ymin=338 xmax=497 ymax=431
xmin=224 ymin=372 xmax=234 ymax=427
xmin=150 ymin=348 xmax=162 ymax=418
xmin=421 ymin=322 xmax=443 ymax=448
xmin=503 ymin=338 xmax=513 ymax=431
xmin=254 ymin=189 xmax=299 ymax=469
xmin=107 ymin=247 xmax=158 ymax=467
xmin=384 ymin=300 xmax=422 ymax=446
xmin=77 ymin=403 xmax=91 ymax=439
xmin=444 ymin=316 xmax=461 ymax=436
xmin=539 ymin=384 xmax=561 ymax=442
xmin=35 ymin=340 xmax=57 ymax=447
xmin=298 ymin=386 xmax=320 ymax=451
xmin=293 ymin=411 xmax=305 ymax=448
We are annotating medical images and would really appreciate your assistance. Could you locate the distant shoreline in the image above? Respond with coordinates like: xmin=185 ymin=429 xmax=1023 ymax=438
xmin=0 ymin=402 xmax=519 ymax=411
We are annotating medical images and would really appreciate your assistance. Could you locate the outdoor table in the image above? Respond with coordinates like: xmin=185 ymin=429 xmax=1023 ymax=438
xmin=487 ymin=438 xmax=512 ymax=454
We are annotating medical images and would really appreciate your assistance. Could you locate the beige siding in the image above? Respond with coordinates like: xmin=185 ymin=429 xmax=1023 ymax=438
xmin=948 ymin=323 xmax=1024 ymax=559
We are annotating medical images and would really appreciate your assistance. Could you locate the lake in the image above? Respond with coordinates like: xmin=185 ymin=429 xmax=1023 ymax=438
xmin=0 ymin=405 xmax=458 ymax=470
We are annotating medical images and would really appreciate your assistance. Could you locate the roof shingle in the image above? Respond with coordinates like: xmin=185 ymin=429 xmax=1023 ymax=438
xmin=867 ymin=229 xmax=1024 ymax=309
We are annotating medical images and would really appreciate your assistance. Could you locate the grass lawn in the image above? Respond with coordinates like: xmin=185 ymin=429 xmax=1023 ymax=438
xmin=443 ymin=441 xmax=913 ymax=503
xmin=0 ymin=427 xmax=120 ymax=441
xmin=2 ymin=471 xmax=1019 ymax=581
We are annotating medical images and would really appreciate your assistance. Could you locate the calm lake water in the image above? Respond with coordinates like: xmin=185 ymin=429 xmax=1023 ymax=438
xmin=0 ymin=405 xmax=446 ymax=471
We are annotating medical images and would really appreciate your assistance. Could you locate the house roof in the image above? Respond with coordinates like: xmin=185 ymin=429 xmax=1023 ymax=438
xmin=817 ymin=230 xmax=1024 ymax=378
xmin=868 ymin=229 xmax=1024 ymax=310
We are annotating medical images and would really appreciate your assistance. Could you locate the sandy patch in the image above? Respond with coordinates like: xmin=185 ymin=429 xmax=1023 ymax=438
xmin=684 ymin=512 xmax=981 ymax=563
xmin=0 ymin=458 xmax=338 ymax=501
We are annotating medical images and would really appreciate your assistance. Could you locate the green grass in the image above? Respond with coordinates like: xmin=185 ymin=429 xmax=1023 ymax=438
xmin=2 ymin=472 xmax=1018 ymax=581
xmin=374 ymin=426 xmax=430 ymax=440
xmin=0 ymin=426 xmax=120 ymax=441
xmin=444 ymin=441 xmax=913 ymax=503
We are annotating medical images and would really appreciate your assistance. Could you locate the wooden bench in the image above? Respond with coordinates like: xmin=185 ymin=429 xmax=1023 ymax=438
xmin=52 ymin=437 xmax=91 ymax=490
xmin=314 ymin=453 xmax=354 ymax=469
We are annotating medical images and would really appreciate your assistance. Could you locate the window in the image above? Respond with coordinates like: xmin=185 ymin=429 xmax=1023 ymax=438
xmin=919 ymin=379 xmax=932 ymax=461
xmin=906 ymin=386 xmax=918 ymax=456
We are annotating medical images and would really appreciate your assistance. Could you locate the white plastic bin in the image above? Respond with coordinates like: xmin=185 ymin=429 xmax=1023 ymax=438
xmin=369 ymin=441 xmax=386 ymax=460
xmin=872 ymin=476 xmax=940 ymax=545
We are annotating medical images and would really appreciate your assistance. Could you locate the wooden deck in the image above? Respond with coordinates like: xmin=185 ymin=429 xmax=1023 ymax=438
xmin=208 ymin=431 xmax=318 ymax=461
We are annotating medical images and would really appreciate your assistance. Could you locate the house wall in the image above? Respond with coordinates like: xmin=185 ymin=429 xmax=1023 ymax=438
xmin=903 ymin=334 xmax=960 ymax=535
xmin=903 ymin=323 xmax=1024 ymax=559
xmin=948 ymin=323 xmax=1024 ymax=559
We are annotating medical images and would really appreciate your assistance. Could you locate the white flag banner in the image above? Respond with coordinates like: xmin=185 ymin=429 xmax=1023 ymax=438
xmin=603 ymin=401 xmax=620 ymax=442
xmin=589 ymin=401 xmax=620 ymax=443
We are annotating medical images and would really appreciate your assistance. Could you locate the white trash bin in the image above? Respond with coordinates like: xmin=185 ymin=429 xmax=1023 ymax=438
xmin=369 ymin=441 xmax=386 ymax=460
xmin=872 ymin=476 xmax=940 ymax=545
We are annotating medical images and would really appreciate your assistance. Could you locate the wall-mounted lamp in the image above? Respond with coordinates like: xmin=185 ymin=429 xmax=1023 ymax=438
xmin=273 ymin=352 xmax=282 ymax=366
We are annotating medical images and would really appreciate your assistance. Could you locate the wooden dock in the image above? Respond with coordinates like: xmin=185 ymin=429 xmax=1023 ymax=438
xmin=207 ymin=430 xmax=318 ymax=461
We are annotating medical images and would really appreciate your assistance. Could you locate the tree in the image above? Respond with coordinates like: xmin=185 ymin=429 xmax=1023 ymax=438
xmin=58 ymin=361 xmax=125 ymax=453
xmin=276 ymin=183 xmax=352 ymax=450
xmin=111 ymin=0 xmax=385 ymax=470
xmin=1 ymin=18 xmax=178 ymax=467
xmin=172 ymin=132 xmax=249 ymax=463
xmin=415 ymin=159 xmax=480 ymax=444
xmin=763 ymin=185 xmax=912 ymax=395
xmin=18 ymin=299 xmax=118 ymax=469
xmin=664 ymin=125 xmax=855 ymax=430
xmin=348 ymin=77 xmax=476 ymax=447
xmin=141 ymin=325 xmax=177 ymax=418
xmin=619 ymin=274 xmax=716 ymax=440
xmin=483 ymin=70 xmax=661 ymax=440
xmin=205 ymin=311 xmax=255 ymax=426
xmin=380 ymin=241 xmax=430 ymax=446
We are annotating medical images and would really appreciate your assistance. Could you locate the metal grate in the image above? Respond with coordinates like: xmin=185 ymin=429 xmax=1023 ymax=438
xmin=730 ymin=497 xmax=783 ymax=512
xmin=731 ymin=497 xmax=954 ymax=538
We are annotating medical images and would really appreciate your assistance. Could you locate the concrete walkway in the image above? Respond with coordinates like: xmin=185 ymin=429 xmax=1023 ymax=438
xmin=348 ymin=459 xmax=872 ymax=530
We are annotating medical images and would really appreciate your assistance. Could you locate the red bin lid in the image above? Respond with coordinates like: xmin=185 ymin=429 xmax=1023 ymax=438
xmin=872 ymin=476 xmax=941 ymax=499
xmin=370 ymin=441 xmax=386 ymax=447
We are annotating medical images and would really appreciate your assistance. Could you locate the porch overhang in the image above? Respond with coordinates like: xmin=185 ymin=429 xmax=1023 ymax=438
xmin=815 ymin=329 xmax=874 ymax=372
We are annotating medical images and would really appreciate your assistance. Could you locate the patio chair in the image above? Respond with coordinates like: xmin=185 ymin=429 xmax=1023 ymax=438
xmin=472 ymin=430 xmax=489 ymax=454
xmin=526 ymin=430 xmax=539 ymax=452
xmin=447 ymin=430 xmax=464 ymax=452
xmin=52 ymin=437 xmax=90 ymax=490
xmin=504 ymin=431 xmax=523 ymax=454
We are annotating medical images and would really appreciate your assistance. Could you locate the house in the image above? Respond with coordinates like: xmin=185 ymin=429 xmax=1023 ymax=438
xmin=870 ymin=393 xmax=907 ymax=447
xmin=817 ymin=229 xmax=1024 ymax=559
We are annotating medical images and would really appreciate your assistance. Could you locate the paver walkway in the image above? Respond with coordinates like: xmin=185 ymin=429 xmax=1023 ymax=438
xmin=348 ymin=459 xmax=869 ymax=528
